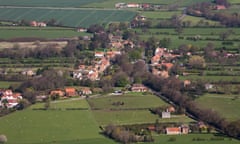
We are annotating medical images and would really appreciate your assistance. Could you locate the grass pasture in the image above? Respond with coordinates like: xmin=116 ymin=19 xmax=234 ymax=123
xmin=82 ymin=0 xmax=213 ymax=8
xmin=151 ymin=133 xmax=239 ymax=144
xmin=0 ymin=8 xmax=137 ymax=28
xmin=228 ymin=0 xmax=240 ymax=4
xmin=0 ymin=99 xmax=114 ymax=144
xmin=88 ymin=93 xmax=194 ymax=125
xmin=0 ymin=81 xmax=20 ymax=88
xmin=195 ymin=94 xmax=240 ymax=121
xmin=0 ymin=26 xmax=91 ymax=39
xmin=88 ymin=93 xmax=168 ymax=109
xmin=141 ymin=11 xmax=182 ymax=20
xmin=136 ymin=27 xmax=240 ymax=49
xmin=0 ymin=0 xmax=106 ymax=7
xmin=182 ymin=15 xmax=220 ymax=26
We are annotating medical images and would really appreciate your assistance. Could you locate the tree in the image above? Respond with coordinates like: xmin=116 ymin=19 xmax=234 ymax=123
xmin=114 ymin=72 xmax=129 ymax=87
xmin=160 ymin=38 xmax=171 ymax=48
xmin=0 ymin=135 xmax=7 ymax=144
xmin=1 ymin=99 xmax=8 ymax=109
xmin=188 ymin=56 xmax=206 ymax=69
xmin=44 ymin=98 xmax=51 ymax=110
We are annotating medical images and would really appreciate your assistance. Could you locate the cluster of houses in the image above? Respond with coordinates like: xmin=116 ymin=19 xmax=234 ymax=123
xmin=115 ymin=3 xmax=161 ymax=9
xmin=109 ymin=34 xmax=134 ymax=49
xmin=151 ymin=48 xmax=179 ymax=79
xmin=36 ymin=87 xmax=92 ymax=101
xmin=0 ymin=89 xmax=22 ymax=108
xmin=73 ymin=50 xmax=121 ymax=81
xmin=29 ymin=21 xmax=47 ymax=27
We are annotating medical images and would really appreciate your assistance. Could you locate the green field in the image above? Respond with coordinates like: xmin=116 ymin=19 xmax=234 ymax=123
xmin=195 ymin=94 xmax=240 ymax=121
xmin=141 ymin=11 xmax=182 ymax=20
xmin=67 ymin=0 xmax=213 ymax=8
xmin=0 ymin=26 xmax=91 ymax=39
xmin=0 ymin=81 xmax=20 ymax=88
xmin=135 ymin=27 xmax=240 ymax=49
xmin=0 ymin=0 xmax=106 ymax=7
xmin=0 ymin=99 xmax=114 ymax=144
xmin=182 ymin=15 xmax=220 ymax=26
xmin=151 ymin=133 xmax=239 ymax=144
xmin=180 ymin=75 xmax=240 ymax=83
xmin=228 ymin=0 xmax=240 ymax=4
xmin=88 ymin=93 xmax=194 ymax=125
xmin=88 ymin=93 xmax=168 ymax=109
xmin=0 ymin=8 xmax=136 ymax=28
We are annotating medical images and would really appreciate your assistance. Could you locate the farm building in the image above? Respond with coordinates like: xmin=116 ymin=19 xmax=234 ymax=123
xmin=166 ymin=125 xmax=189 ymax=135
xmin=162 ymin=111 xmax=171 ymax=118
xmin=81 ymin=88 xmax=92 ymax=95
xmin=50 ymin=90 xmax=65 ymax=97
xmin=166 ymin=127 xmax=181 ymax=135
xmin=65 ymin=88 xmax=77 ymax=97
xmin=131 ymin=84 xmax=148 ymax=92
xmin=115 ymin=3 xmax=127 ymax=9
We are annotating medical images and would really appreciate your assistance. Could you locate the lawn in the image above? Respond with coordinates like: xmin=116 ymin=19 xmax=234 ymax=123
xmin=195 ymin=94 xmax=240 ymax=121
xmin=151 ymin=133 xmax=239 ymax=144
xmin=0 ymin=99 xmax=114 ymax=144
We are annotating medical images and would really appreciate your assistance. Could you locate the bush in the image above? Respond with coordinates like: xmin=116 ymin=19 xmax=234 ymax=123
xmin=168 ymin=137 xmax=176 ymax=142
xmin=0 ymin=135 xmax=7 ymax=143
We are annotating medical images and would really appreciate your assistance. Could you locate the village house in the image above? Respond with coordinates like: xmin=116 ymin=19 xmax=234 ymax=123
xmin=127 ymin=3 xmax=140 ymax=8
xmin=81 ymin=88 xmax=92 ymax=95
xmin=131 ymin=84 xmax=148 ymax=92
xmin=166 ymin=125 xmax=189 ymax=135
xmin=205 ymin=83 xmax=213 ymax=90
xmin=76 ymin=27 xmax=87 ymax=32
xmin=183 ymin=80 xmax=191 ymax=87
xmin=73 ymin=70 xmax=83 ymax=80
xmin=159 ymin=70 xmax=169 ymax=79
xmin=181 ymin=125 xmax=189 ymax=134
xmin=151 ymin=55 xmax=160 ymax=65
xmin=21 ymin=69 xmax=36 ymax=76
xmin=166 ymin=127 xmax=181 ymax=135
xmin=87 ymin=70 xmax=99 ymax=81
xmin=36 ymin=95 xmax=48 ymax=102
xmin=147 ymin=125 xmax=156 ymax=131
xmin=162 ymin=111 xmax=171 ymax=118
xmin=95 ymin=51 xmax=105 ymax=58
xmin=109 ymin=34 xmax=123 ymax=43
xmin=30 ymin=21 xmax=47 ymax=27
xmin=50 ymin=90 xmax=65 ymax=97
xmin=141 ymin=3 xmax=151 ymax=9
xmin=106 ymin=51 xmax=121 ymax=59
xmin=167 ymin=106 xmax=176 ymax=113
xmin=65 ymin=88 xmax=76 ymax=97
xmin=161 ymin=62 xmax=173 ymax=71
xmin=135 ymin=15 xmax=147 ymax=21
xmin=0 ymin=89 xmax=22 ymax=108
xmin=115 ymin=3 xmax=127 ymax=9
xmin=215 ymin=5 xmax=226 ymax=10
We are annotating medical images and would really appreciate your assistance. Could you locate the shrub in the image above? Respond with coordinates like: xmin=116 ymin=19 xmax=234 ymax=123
xmin=0 ymin=135 xmax=7 ymax=144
